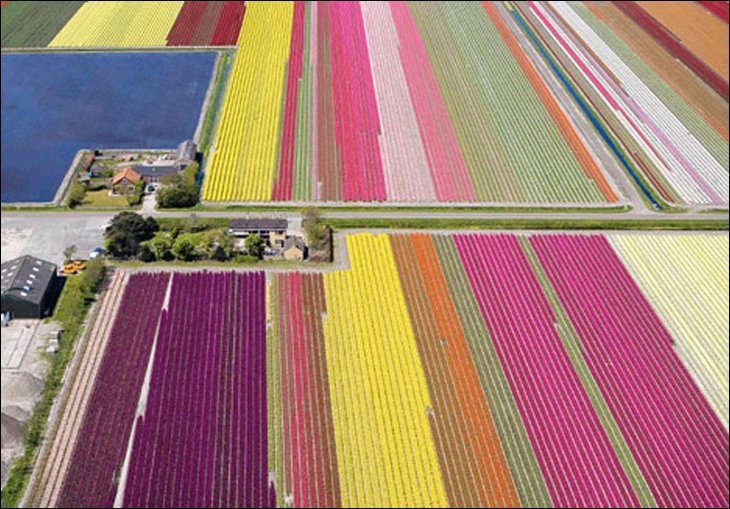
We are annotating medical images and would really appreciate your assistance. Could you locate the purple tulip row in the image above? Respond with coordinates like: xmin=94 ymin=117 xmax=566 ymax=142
xmin=531 ymin=234 xmax=729 ymax=507
xmin=58 ymin=273 xmax=171 ymax=508
xmin=123 ymin=272 xmax=270 ymax=508
xmin=455 ymin=234 xmax=640 ymax=507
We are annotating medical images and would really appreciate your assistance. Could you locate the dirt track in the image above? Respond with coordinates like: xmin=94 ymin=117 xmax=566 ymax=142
xmin=25 ymin=271 xmax=126 ymax=508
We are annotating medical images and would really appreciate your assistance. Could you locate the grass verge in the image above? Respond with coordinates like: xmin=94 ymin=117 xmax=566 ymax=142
xmin=325 ymin=217 xmax=728 ymax=231
xmin=1 ymin=267 xmax=105 ymax=508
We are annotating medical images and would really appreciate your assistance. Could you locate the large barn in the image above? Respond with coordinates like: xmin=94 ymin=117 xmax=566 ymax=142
xmin=1 ymin=255 xmax=60 ymax=319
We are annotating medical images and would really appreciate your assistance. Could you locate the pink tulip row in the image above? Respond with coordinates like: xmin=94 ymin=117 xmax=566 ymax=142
xmin=389 ymin=2 xmax=475 ymax=202
xmin=455 ymin=234 xmax=640 ymax=507
xmin=532 ymin=234 xmax=729 ymax=508
xmin=329 ymin=2 xmax=386 ymax=201
xmin=361 ymin=2 xmax=435 ymax=202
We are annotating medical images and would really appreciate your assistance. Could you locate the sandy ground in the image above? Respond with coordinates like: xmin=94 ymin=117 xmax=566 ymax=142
xmin=1 ymin=215 xmax=107 ymax=266
xmin=1 ymin=320 xmax=54 ymax=487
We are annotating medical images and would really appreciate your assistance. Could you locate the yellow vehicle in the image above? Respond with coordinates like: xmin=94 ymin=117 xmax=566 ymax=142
xmin=62 ymin=260 xmax=87 ymax=275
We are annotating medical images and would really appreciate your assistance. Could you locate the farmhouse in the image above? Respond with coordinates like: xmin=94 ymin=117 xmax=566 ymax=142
xmin=131 ymin=163 xmax=184 ymax=186
xmin=1 ymin=256 xmax=60 ymax=319
xmin=228 ymin=218 xmax=288 ymax=248
xmin=110 ymin=167 xmax=141 ymax=194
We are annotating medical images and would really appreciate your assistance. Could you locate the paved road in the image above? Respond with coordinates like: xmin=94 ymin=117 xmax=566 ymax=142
xmin=3 ymin=208 xmax=727 ymax=266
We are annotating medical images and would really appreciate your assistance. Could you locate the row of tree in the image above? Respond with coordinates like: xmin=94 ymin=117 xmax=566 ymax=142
xmin=104 ymin=212 xmax=264 ymax=262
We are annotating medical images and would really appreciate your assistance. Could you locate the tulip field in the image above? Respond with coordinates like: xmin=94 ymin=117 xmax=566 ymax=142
xmin=518 ymin=1 xmax=729 ymax=206
xmin=202 ymin=1 xmax=619 ymax=204
xmin=1 ymin=1 xmax=246 ymax=48
xmin=123 ymin=272 xmax=270 ymax=508
xmin=31 ymin=232 xmax=729 ymax=508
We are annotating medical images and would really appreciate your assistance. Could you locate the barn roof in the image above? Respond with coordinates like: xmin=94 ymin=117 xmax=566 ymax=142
xmin=229 ymin=218 xmax=288 ymax=231
xmin=1 ymin=256 xmax=56 ymax=305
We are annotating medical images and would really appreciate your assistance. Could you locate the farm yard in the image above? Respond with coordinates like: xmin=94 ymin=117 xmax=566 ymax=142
xmin=0 ymin=52 xmax=216 ymax=203
xmin=24 ymin=232 xmax=729 ymax=508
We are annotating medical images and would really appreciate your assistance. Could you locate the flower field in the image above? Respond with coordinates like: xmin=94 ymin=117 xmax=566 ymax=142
xmin=56 ymin=273 xmax=171 ymax=507
xmin=1 ymin=1 xmax=246 ymax=48
xmin=123 ymin=272 xmax=269 ymax=507
xmin=33 ymin=234 xmax=728 ymax=508
xmin=610 ymin=235 xmax=729 ymax=428
xmin=518 ymin=1 xmax=729 ymax=206
xmin=202 ymin=1 xmax=619 ymax=204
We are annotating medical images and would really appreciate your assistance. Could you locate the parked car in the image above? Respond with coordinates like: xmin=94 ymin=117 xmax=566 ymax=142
xmin=89 ymin=247 xmax=106 ymax=260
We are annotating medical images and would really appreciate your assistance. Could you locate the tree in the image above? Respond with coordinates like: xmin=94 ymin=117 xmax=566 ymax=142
xmin=65 ymin=182 xmax=86 ymax=208
xmin=155 ymin=163 xmax=200 ymax=209
xmin=208 ymin=229 xmax=235 ymax=261
xmin=172 ymin=236 xmax=196 ymax=261
xmin=302 ymin=207 xmax=327 ymax=248
xmin=156 ymin=178 xmax=198 ymax=208
xmin=104 ymin=212 xmax=159 ymax=258
xmin=149 ymin=235 xmax=173 ymax=261
xmin=63 ymin=245 xmax=77 ymax=263
xmin=81 ymin=259 xmax=106 ymax=294
xmin=137 ymin=243 xmax=156 ymax=262
xmin=244 ymin=234 xmax=264 ymax=259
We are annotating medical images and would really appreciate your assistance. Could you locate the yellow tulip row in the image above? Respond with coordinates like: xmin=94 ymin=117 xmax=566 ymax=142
xmin=202 ymin=2 xmax=293 ymax=202
xmin=322 ymin=234 xmax=447 ymax=507
xmin=49 ymin=1 xmax=183 ymax=47
xmin=611 ymin=234 xmax=729 ymax=427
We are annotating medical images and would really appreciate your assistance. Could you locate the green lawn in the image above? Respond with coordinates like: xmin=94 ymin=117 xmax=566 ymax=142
xmin=79 ymin=189 xmax=131 ymax=209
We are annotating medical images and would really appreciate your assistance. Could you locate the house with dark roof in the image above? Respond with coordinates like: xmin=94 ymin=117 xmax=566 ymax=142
xmin=131 ymin=163 xmax=183 ymax=186
xmin=1 ymin=256 xmax=60 ymax=318
xmin=228 ymin=219 xmax=288 ymax=248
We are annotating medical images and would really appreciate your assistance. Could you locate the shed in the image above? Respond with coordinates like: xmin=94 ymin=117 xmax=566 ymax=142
xmin=1 ymin=256 xmax=60 ymax=319
xmin=283 ymin=236 xmax=307 ymax=261
xmin=175 ymin=140 xmax=197 ymax=163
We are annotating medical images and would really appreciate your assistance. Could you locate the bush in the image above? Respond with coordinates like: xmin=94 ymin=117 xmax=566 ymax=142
xmin=156 ymin=179 xmax=198 ymax=208
xmin=126 ymin=182 xmax=144 ymax=207
xmin=149 ymin=234 xmax=173 ymax=261
xmin=303 ymin=207 xmax=327 ymax=249
xmin=156 ymin=163 xmax=200 ymax=209
xmin=244 ymin=234 xmax=264 ymax=259
xmin=172 ymin=235 xmax=196 ymax=261
xmin=65 ymin=182 xmax=86 ymax=208
xmin=137 ymin=243 xmax=156 ymax=262
xmin=81 ymin=259 xmax=106 ymax=294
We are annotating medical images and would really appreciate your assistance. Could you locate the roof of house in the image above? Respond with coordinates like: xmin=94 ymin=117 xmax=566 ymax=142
xmin=111 ymin=167 xmax=141 ymax=186
xmin=1 ymin=256 xmax=56 ymax=305
xmin=176 ymin=140 xmax=197 ymax=162
xmin=284 ymin=236 xmax=305 ymax=252
xmin=229 ymin=218 xmax=288 ymax=231
xmin=131 ymin=163 xmax=182 ymax=178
